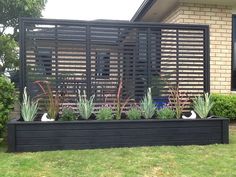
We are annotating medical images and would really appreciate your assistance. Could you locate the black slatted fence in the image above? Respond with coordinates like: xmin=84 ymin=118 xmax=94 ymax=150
xmin=20 ymin=18 xmax=209 ymax=111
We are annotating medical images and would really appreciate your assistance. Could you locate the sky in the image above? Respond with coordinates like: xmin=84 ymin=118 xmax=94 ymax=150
xmin=42 ymin=0 xmax=144 ymax=21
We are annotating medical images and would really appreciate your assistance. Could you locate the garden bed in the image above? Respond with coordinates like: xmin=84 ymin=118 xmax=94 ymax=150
xmin=8 ymin=118 xmax=229 ymax=152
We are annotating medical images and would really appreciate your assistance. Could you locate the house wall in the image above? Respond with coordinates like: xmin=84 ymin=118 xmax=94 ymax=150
xmin=161 ymin=3 xmax=232 ymax=93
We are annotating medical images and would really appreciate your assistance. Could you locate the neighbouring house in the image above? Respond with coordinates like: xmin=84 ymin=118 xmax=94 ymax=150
xmin=131 ymin=0 xmax=236 ymax=94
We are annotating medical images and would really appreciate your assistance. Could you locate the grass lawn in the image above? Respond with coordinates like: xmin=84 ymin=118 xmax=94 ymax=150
xmin=0 ymin=127 xmax=235 ymax=177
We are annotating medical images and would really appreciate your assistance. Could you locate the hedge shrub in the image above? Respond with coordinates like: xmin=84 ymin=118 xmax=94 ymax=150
xmin=211 ymin=94 xmax=236 ymax=120
xmin=0 ymin=76 xmax=15 ymax=138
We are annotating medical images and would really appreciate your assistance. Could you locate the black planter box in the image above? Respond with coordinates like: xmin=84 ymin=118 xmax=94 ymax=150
xmin=7 ymin=118 xmax=229 ymax=152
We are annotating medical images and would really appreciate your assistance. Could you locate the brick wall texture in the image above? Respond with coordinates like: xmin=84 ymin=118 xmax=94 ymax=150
xmin=162 ymin=3 xmax=232 ymax=93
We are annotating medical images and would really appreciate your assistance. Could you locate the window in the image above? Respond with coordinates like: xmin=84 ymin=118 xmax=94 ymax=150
xmin=96 ymin=52 xmax=110 ymax=77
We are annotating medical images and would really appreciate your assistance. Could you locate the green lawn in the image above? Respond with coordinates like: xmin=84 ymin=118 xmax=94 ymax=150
xmin=0 ymin=128 xmax=236 ymax=177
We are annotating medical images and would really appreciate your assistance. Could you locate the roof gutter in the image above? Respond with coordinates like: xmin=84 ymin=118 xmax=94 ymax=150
xmin=130 ymin=0 xmax=157 ymax=22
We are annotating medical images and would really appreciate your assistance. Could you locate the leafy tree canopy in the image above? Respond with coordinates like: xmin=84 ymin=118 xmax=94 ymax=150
xmin=0 ymin=0 xmax=47 ymax=74
xmin=0 ymin=0 xmax=47 ymax=35
xmin=0 ymin=35 xmax=18 ymax=74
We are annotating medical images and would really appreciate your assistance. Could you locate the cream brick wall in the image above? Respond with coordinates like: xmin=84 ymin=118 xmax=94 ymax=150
xmin=162 ymin=3 xmax=232 ymax=93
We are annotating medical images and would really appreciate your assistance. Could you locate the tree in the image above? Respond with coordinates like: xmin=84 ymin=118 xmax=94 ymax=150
xmin=0 ymin=0 xmax=47 ymax=74
xmin=0 ymin=35 xmax=18 ymax=74
xmin=0 ymin=0 xmax=47 ymax=35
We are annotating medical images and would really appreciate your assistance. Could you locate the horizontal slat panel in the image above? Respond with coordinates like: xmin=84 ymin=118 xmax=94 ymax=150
xmin=22 ymin=19 xmax=208 ymax=111
xmin=16 ymin=139 xmax=220 ymax=152
xmin=17 ymin=126 xmax=220 ymax=139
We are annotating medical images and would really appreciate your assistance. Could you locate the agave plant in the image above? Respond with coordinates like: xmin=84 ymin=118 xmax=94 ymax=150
xmin=140 ymin=88 xmax=156 ymax=119
xmin=77 ymin=90 xmax=95 ymax=119
xmin=21 ymin=87 xmax=38 ymax=121
xmin=193 ymin=93 xmax=214 ymax=119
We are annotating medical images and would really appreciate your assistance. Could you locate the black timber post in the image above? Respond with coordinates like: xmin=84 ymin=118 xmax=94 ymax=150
xmin=222 ymin=119 xmax=229 ymax=144
xmin=147 ymin=28 xmax=151 ymax=87
xmin=204 ymin=26 xmax=210 ymax=93
xmin=86 ymin=25 xmax=91 ymax=96
xmin=19 ymin=18 xmax=26 ymax=101
xmin=55 ymin=25 xmax=59 ymax=93
xmin=7 ymin=123 xmax=16 ymax=152
xmin=176 ymin=29 xmax=179 ymax=86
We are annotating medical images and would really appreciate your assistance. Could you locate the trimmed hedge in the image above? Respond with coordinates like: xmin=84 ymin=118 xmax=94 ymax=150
xmin=211 ymin=94 xmax=236 ymax=120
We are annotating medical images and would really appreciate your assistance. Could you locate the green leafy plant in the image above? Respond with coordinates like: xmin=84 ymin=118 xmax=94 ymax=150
xmin=140 ymin=88 xmax=156 ymax=119
xmin=34 ymin=81 xmax=63 ymax=120
xmin=211 ymin=94 xmax=236 ymax=120
xmin=96 ymin=107 xmax=113 ymax=120
xmin=169 ymin=84 xmax=189 ymax=119
xmin=0 ymin=76 xmax=15 ymax=138
xmin=60 ymin=107 xmax=77 ymax=121
xmin=127 ymin=107 xmax=142 ymax=120
xmin=77 ymin=90 xmax=94 ymax=119
xmin=21 ymin=87 xmax=38 ymax=121
xmin=192 ymin=93 xmax=214 ymax=119
xmin=157 ymin=107 xmax=175 ymax=119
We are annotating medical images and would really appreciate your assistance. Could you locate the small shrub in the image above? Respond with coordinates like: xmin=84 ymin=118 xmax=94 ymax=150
xmin=211 ymin=94 xmax=236 ymax=120
xmin=127 ymin=107 xmax=142 ymax=120
xmin=140 ymin=88 xmax=156 ymax=119
xmin=96 ymin=107 xmax=113 ymax=120
xmin=192 ymin=93 xmax=214 ymax=119
xmin=157 ymin=107 xmax=175 ymax=119
xmin=0 ymin=76 xmax=15 ymax=137
xmin=77 ymin=90 xmax=94 ymax=119
xmin=21 ymin=87 xmax=38 ymax=121
xmin=60 ymin=107 xmax=77 ymax=121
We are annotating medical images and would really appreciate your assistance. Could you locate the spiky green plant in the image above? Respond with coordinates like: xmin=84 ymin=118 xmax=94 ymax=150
xmin=193 ymin=93 xmax=214 ymax=119
xmin=77 ymin=90 xmax=95 ymax=119
xmin=140 ymin=88 xmax=156 ymax=119
xmin=21 ymin=87 xmax=38 ymax=122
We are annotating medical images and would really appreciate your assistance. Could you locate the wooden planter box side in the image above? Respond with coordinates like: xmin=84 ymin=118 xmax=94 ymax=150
xmin=7 ymin=118 xmax=229 ymax=152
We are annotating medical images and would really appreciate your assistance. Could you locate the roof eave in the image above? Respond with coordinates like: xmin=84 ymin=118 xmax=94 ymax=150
xmin=130 ymin=0 xmax=156 ymax=22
